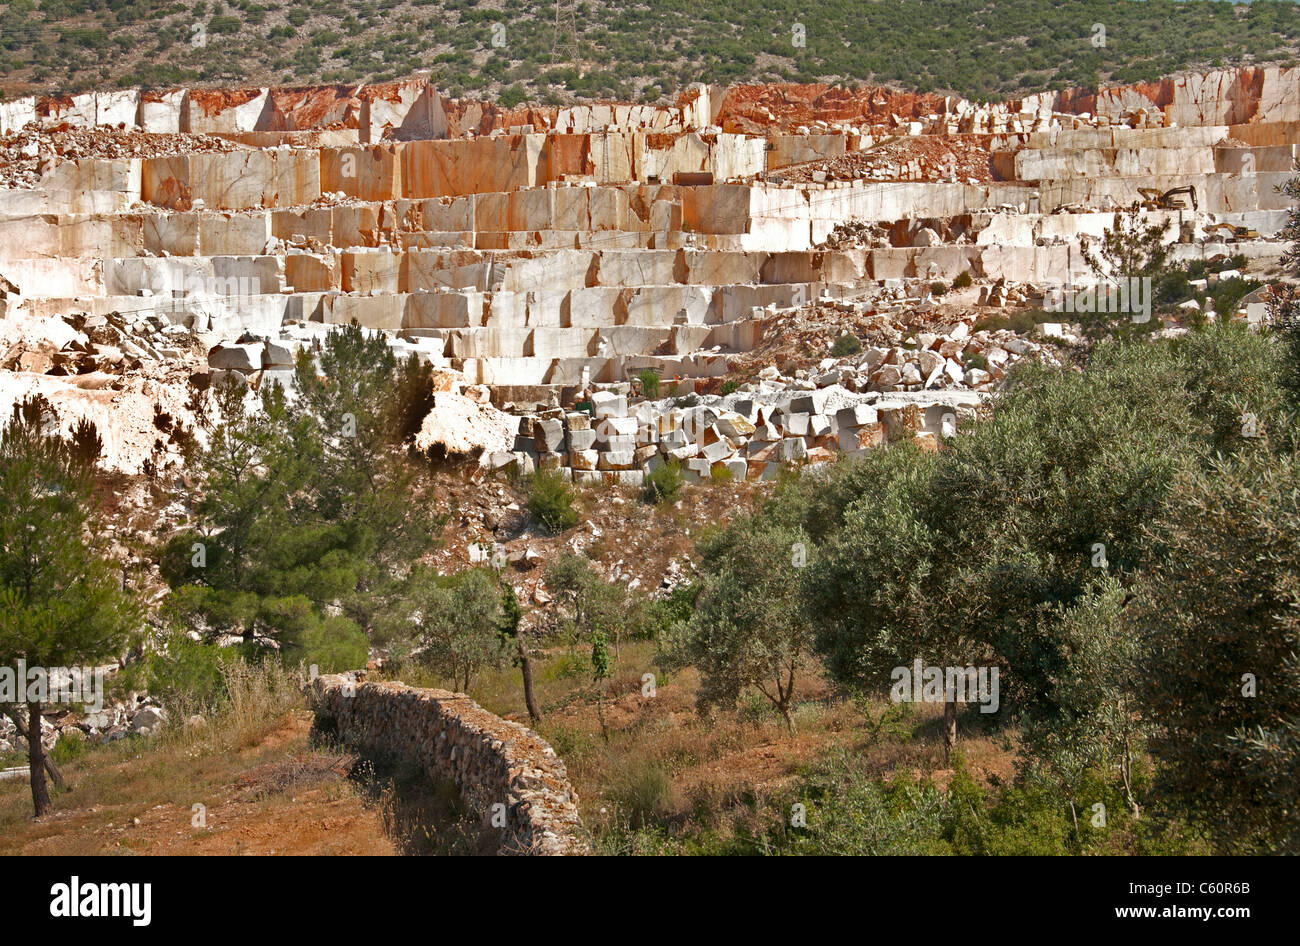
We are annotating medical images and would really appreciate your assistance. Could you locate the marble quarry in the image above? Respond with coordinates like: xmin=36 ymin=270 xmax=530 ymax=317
xmin=1 ymin=66 xmax=1295 ymax=479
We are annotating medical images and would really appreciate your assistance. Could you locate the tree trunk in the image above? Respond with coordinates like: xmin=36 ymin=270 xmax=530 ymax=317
xmin=27 ymin=701 xmax=50 ymax=817
xmin=3 ymin=705 xmax=63 ymax=791
xmin=942 ymin=697 xmax=958 ymax=765
xmin=1120 ymin=714 xmax=1141 ymax=820
xmin=516 ymin=632 xmax=541 ymax=723
xmin=777 ymin=665 xmax=798 ymax=734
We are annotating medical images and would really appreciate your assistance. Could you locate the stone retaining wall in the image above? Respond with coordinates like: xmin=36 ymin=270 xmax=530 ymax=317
xmin=310 ymin=673 xmax=588 ymax=855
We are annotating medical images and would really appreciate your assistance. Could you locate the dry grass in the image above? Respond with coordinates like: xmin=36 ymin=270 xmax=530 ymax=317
xmin=0 ymin=645 xmax=1019 ymax=855
xmin=0 ymin=659 xmax=397 ymax=855
xmin=382 ymin=639 xmax=1019 ymax=847
xmin=151 ymin=658 xmax=306 ymax=754
xmin=234 ymin=750 xmax=357 ymax=802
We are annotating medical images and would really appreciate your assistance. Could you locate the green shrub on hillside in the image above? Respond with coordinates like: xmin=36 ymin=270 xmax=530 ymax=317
xmin=831 ymin=334 xmax=862 ymax=357
xmin=528 ymin=469 xmax=579 ymax=533
xmin=642 ymin=459 xmax=684 ymax=504
xmin=10 ymin=0 xmax=1300 ymax=100
xmin=637 ymin=369 xmax=661 ymax=400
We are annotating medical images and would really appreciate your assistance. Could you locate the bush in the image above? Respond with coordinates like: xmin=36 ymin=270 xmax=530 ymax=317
xmin=831 ymin=334 xmax=862 ymax=357
xmin=953 ymin=270 xmax=974 ymax=289
xmin=611 ymin=760 xmax=676 ymax=828
xmin=392 ymin=353 xmax=437 ymax=443
xmin=973 ymin=309 xmax=1044 ymax=334
xmin=641 ymin=582 xmax=697 ymax=642
xmin=637 ymin=369 xmax=661 ymax=400
xmin=930 ymin=281 xmax=948 ymax=296
xmin=208 ymin=14 xmax=240 ymax=33
xmin=528 ymin=469 xmax=578 ymax=533
xmin=498 ymin=83 xmax=527 ymax=108
xmin=643 ymin=459 xmax=684 ymax=504
xmin=145 ymin=631 xmax=230 ymax=708
xmin=50 ymin=732 xmax=89 ymax=765
xmin=719 ymin=379 xmax=740 ymax=396
xmin=284 ymin=614 xmax=369 ymax=673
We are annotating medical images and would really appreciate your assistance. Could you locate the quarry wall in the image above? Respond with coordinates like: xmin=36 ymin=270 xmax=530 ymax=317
xmin=11 ymin=64 xmax=1300 ymax=138
xmin=309 ymin=673 xmax=589 ymax=856
xmin=3 ymin=64 xmax=1292 ymax=474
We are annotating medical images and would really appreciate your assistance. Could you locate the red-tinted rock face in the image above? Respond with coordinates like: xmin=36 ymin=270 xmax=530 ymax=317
xmin=187 ymin=88 xmax=264 ymax=118
xmin=268 ymin=85 xmax=363 ymax=131
xmin=20 ymin=65 xmax=1300 ymax=142
xmin=711 ymin=83 xmax=953 ymax=134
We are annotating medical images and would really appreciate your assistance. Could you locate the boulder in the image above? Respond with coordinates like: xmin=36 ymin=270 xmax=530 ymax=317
xmin=788 ymin=391 xmax=830 ymax=415
xmin=570 ymin=449 xmax=599 ymax=471
xmin=590 ymin=391 xmax=628 ymax=418
xmin=780 ymin=437 xmax=808 ymax=461
xmin=716 ymin=414 xmax=756 ymax=439
xmin=129 ymin=706 xmax=166 ymax=737
xmin=533 ymin=418 xmax=566 ymax=453
xmin=597 ymin=449 xmax=635 ymax=470
xmin=700 ymin=439 xmax=734 ymax=463
xmin=208 ymin=342 xmax=263 ymax=372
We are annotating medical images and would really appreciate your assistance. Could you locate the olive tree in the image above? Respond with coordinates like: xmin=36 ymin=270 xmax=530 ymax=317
xmin=661 ymin=518 xmax=811 ymax=732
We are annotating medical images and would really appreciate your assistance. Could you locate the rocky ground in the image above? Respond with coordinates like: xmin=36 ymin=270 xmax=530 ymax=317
xmin=762 ymin=133 xmax=996 ymax=184
xmin=0 ymin=125 xmax=236 ymax=189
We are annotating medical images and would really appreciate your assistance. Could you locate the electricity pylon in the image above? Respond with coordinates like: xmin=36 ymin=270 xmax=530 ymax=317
xmin=552 ymin=0 xmax=580 ymax=64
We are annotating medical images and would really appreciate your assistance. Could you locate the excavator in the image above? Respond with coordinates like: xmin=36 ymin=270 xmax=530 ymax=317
xmin=1205 ymin=221 xmax=1260 ymax=241
xmin=1133 ymin=185 xmax=1198 ymax=211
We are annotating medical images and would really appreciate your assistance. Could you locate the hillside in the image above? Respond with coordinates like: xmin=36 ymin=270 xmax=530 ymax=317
xmin=0 ymin=11 xmax=1297 ymax=864
xmin=3 ymin=0 xmax=1300 ymax=101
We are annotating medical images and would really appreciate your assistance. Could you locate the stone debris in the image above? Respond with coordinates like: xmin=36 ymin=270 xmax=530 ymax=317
xmin=0 ymin=292 xmax=205 ymax=474
xmin=0 ymin=124 xmax=238 ymax=190
xmin=0 ymin=683 xmax=167 ymax=755
xmin=766 ymin=133 xmax=996 ymax=185
xmin=489 ymin=379 xmax=983 ymax=484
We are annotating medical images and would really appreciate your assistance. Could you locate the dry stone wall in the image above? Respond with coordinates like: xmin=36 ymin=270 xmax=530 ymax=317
xmin=310 ymin=673 xmax=588 ymax=855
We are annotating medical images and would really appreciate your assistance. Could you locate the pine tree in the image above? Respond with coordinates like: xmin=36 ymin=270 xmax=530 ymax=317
xmin=0 ymin=398 xmax=139 ymax=816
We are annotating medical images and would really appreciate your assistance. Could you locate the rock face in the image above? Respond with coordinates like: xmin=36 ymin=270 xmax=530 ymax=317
xmin=1 ymin=65 xmax=1291 ymax=477
xmin=310 ymin=673 xmax=588 ymax=856
xmin=412 ymin=390 xmax=514 ymax=456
